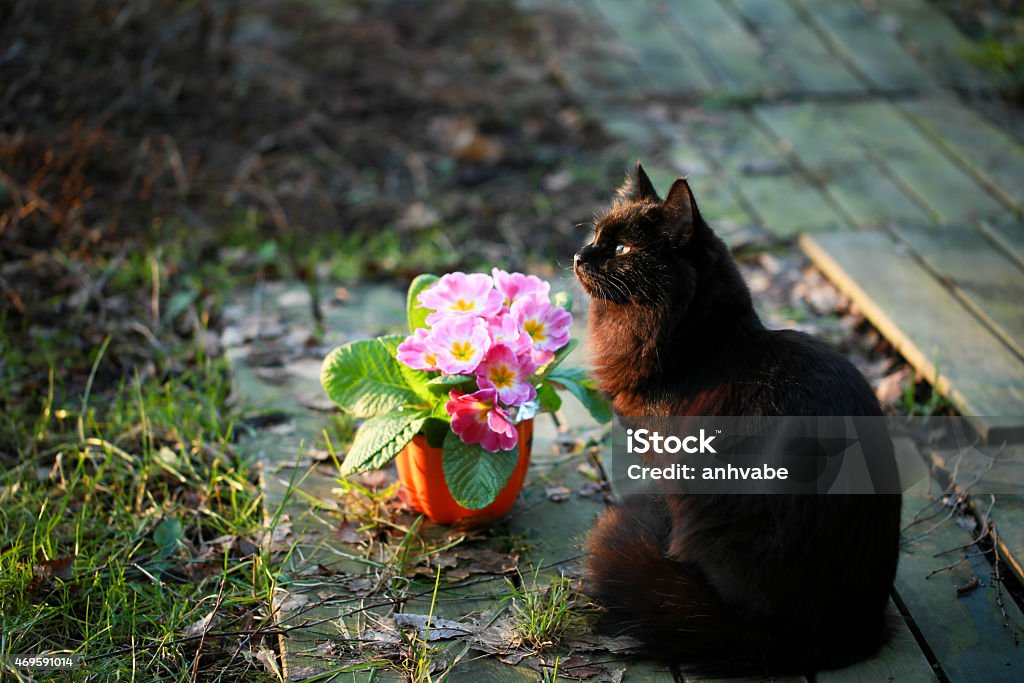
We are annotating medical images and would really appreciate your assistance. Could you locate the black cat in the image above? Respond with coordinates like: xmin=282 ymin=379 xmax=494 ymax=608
xmin=575 ymin=164 xmax=902 ymax=677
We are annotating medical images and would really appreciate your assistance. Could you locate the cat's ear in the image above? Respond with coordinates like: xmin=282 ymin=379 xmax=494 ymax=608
xmin=616 ymin=161 xmax=660 ymax=204
xmin=663 ymin=177 xmax=701 ymax=245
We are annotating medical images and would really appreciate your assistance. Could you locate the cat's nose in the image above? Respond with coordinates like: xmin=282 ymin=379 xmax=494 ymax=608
xmin=575 ymin=245 xmax=596 ymax=268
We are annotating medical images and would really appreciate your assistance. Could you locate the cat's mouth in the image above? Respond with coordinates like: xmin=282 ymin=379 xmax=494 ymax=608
xmin=574 ymin=262 xmax=630 ymax=303
xmin=573 ymin=261 xmax=598 ymax=296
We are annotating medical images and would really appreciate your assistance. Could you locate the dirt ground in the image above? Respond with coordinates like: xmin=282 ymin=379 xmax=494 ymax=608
xmin=1 ymin=0 xmax=629 ymax=435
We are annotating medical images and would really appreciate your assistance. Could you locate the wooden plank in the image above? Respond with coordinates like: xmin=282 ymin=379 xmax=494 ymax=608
xmin=891 ymin=224 xmax=1024 ymax=361
xmin=590 ymin=0 xmax=714 ymax=94
xmin=928 ymin=444 xmax=1024 ymax=588
xmin=675 ymin=109 xmax=850 ymax=236
xmin=833 ymin=101 xmax=1008 ymax=225
xmin=899 ymin=96 xmax=1024 ymax=214
xmin=896 ymin=440 xmax=1024 ymax=682
xmin=790 ymin=0 xmax=937 ymax=92
xmin=658 ymin=0 xmax=789 ymax=94
xmin=727 ymin=0 xmax=866 ymax=95
xmin=801 ymin=231 xmax=1024 ymax=442
xmin=977 ymin=215 xmax=1024 ymax=273
xmin=818 ymin=601 xmax=938 ymax=682
xmin=755 ymin=102 xmax=932 ymax=228
xmin=597 ymin=111 xmax=764 ymax=248
xmin=875 ymin=0 xmax=993 ymax=89
xmin=653 ymin=150 xmax=764 ymax=249
xmin=515 ymin=0 xmax=652 ymax=104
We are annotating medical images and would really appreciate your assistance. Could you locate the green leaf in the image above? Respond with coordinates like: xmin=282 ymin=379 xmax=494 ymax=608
xmin=548 ymin=366 xmax=613 ymax=424
xmin=533 ymin=339 xmax=578 ymax=382
xmin=426 ymin=374 xmax=476 ymax=393
xmin=421 ymin=417 xmax=450 ymax=449
xmin=321 ymin=338 xmax=423 ymax=418
xmin=407 ymin=273 xmax=439 ymax=332
xmin=154 ymin=518 xmax=183 ymax=559
xmin=442 ymin=431 xmax=518 ymax=510
xmin=379 ymin=334 xmax=435 ymax=403
xmin=536 ymin=381 xmax=562 ymax=414
xmin=551 ymin=291 xmax=573 ymax=313
xmin=342 ymin=410 xmax=427 ymax=475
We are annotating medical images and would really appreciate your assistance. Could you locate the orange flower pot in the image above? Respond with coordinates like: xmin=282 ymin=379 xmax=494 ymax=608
xmin=395 ymin=420 xmax=534 ymax=524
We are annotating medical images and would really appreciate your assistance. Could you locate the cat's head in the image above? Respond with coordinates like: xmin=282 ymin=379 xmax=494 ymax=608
xmin=574 ymin=162 xmax=708 ymax=308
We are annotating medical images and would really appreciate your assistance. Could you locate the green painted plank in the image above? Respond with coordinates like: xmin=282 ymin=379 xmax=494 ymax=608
xmin=727 ymin=0 xmax=865 ymax=95
xmin=929 ymin=444 xmax=1024 ymax=587
xmin=977 ymin=215 xmax=1024 ymax=273
xmin=875 ymin=0 xmax=992 ymax=89
xmin=675 ymin=109 xmax=850 ymax=236
xmin=818 ymin=602 xmax=938 ymax=682
xmin=833 ymin=101 xmax=1008 ymax=225
xmin=896 ymin=444 xmax=1024 ymax=682
xmin=892 ymin=224 xmax=1024 ymax=361
xmin=658 ymin=0 xmax=789 ymax=94
xmin=755 ymin=102 xmax=932 ymax=228
xmin=647 ymin=151 xmax=764 ymax=248
xmin=790 ymin=0 xmax=937 ymax=92
xmin=899 ymin=97 xmax=1024 ymax=214
xmin=590 ymin=0 xmax=714 ymax=94
xmin=515 ymin=0 xmax=652 ymax=104
xmin=801 ymin=231 xmax=1024 ymax=442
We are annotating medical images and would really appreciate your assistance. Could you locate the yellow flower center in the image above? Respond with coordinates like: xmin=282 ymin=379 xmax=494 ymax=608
xmin=451 ymin=341 xmax=476 ymax=362
xmin=523 ymin=319 xmax=546 ymax=343
xmin=425 ymin=352 xmax=438 ymax=367
xmin=488 ymin=364 xmax=515 ymax=389
xmin=451 ymin=298 xmax=475 ymax=311
xmin=474 ymin=401 xmax=492 ymax=423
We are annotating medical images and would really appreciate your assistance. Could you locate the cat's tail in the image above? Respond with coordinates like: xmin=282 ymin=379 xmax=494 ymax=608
xmin=585 ymin=496 xmax=775 ymax=678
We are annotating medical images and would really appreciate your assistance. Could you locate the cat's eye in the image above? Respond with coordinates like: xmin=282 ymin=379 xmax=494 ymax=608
xmin=615 ymin=244 xmax=631 ymax=256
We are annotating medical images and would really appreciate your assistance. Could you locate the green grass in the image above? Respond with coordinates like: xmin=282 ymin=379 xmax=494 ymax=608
xmin=0 ymin=325 xmax=281 ymax=681
xmin=506 ymin=567 xmax=580 ymax=651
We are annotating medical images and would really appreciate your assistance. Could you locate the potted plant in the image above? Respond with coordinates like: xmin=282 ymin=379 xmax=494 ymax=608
xmin=320 ymin=269 xmax=612 ymax=524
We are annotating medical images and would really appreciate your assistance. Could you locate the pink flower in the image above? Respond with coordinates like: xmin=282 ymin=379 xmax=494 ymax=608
xmin=396 ymin=328 xmax=439 ymax=371
xmin=492 ymin=268 xmax=550 ymax=308
xmin=510 ymin=295 xmax=572 ymax=353
xmin=446 ymin=388 xmax=518 ymax=452
xmin=420 ymin=272 xmax=503 ymax=325
xmin=475 ymin=344 xmax=537 ymax=406
xmin=427 ymin=316 xmax=491 ymax=374
xmin=486 ymin=310 xmax=532 ymax=356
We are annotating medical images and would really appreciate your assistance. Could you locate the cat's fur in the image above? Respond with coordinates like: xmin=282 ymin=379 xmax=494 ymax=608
xmin=574 ymin=164 xmax=902 ymax=677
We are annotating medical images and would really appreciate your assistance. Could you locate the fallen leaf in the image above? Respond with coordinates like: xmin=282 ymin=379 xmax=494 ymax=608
xmin=273 ymin=589 xmax=310 ymax=613
xmin=563 ymin=634 xmax=643 ymax=654
xmin=254 ymin=646 xmax=282 ymax=678
xmin=545 ymin=486 xmax=571 ymax=502
xmin=337 ymin=520 xmax=370 ymax=544
xmin=183 ymin=610 xmax=219 ymax=638
xmin=393 ymin=613 xmax=474 ymax=640
xmin=360 ymin=629 xmax=402 ymax=646
xmin=261 ymin=520 xmax=293 ymax=553
xmin=34 ymin=555 xmax=75 ymax=582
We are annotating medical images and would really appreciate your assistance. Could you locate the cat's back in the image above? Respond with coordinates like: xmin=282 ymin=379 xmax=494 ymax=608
xmin=719 ymin=327 xmax=882 ymax=418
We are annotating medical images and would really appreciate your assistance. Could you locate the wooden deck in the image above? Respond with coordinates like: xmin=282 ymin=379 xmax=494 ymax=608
xmin=230 ymin=281 xmax=1023 ymax=681
xmin=520 ymin=0 xmax=1024 ymax=441
xmin=229 ymin=1 xmax=1024 ymax=680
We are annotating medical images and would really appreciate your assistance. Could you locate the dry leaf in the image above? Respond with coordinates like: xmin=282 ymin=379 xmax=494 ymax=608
xmin=273 ymin=589 xmax=310 ymax=614
xmin=183 ymin=610 xmax=219 ymax=638
xmin=393 ymin=613 xmax=474 ymax=640
xmin=545 ymin=486 xmax=571 ymax=502
xmin=254 ymin=646 xmax=282 ymax=678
